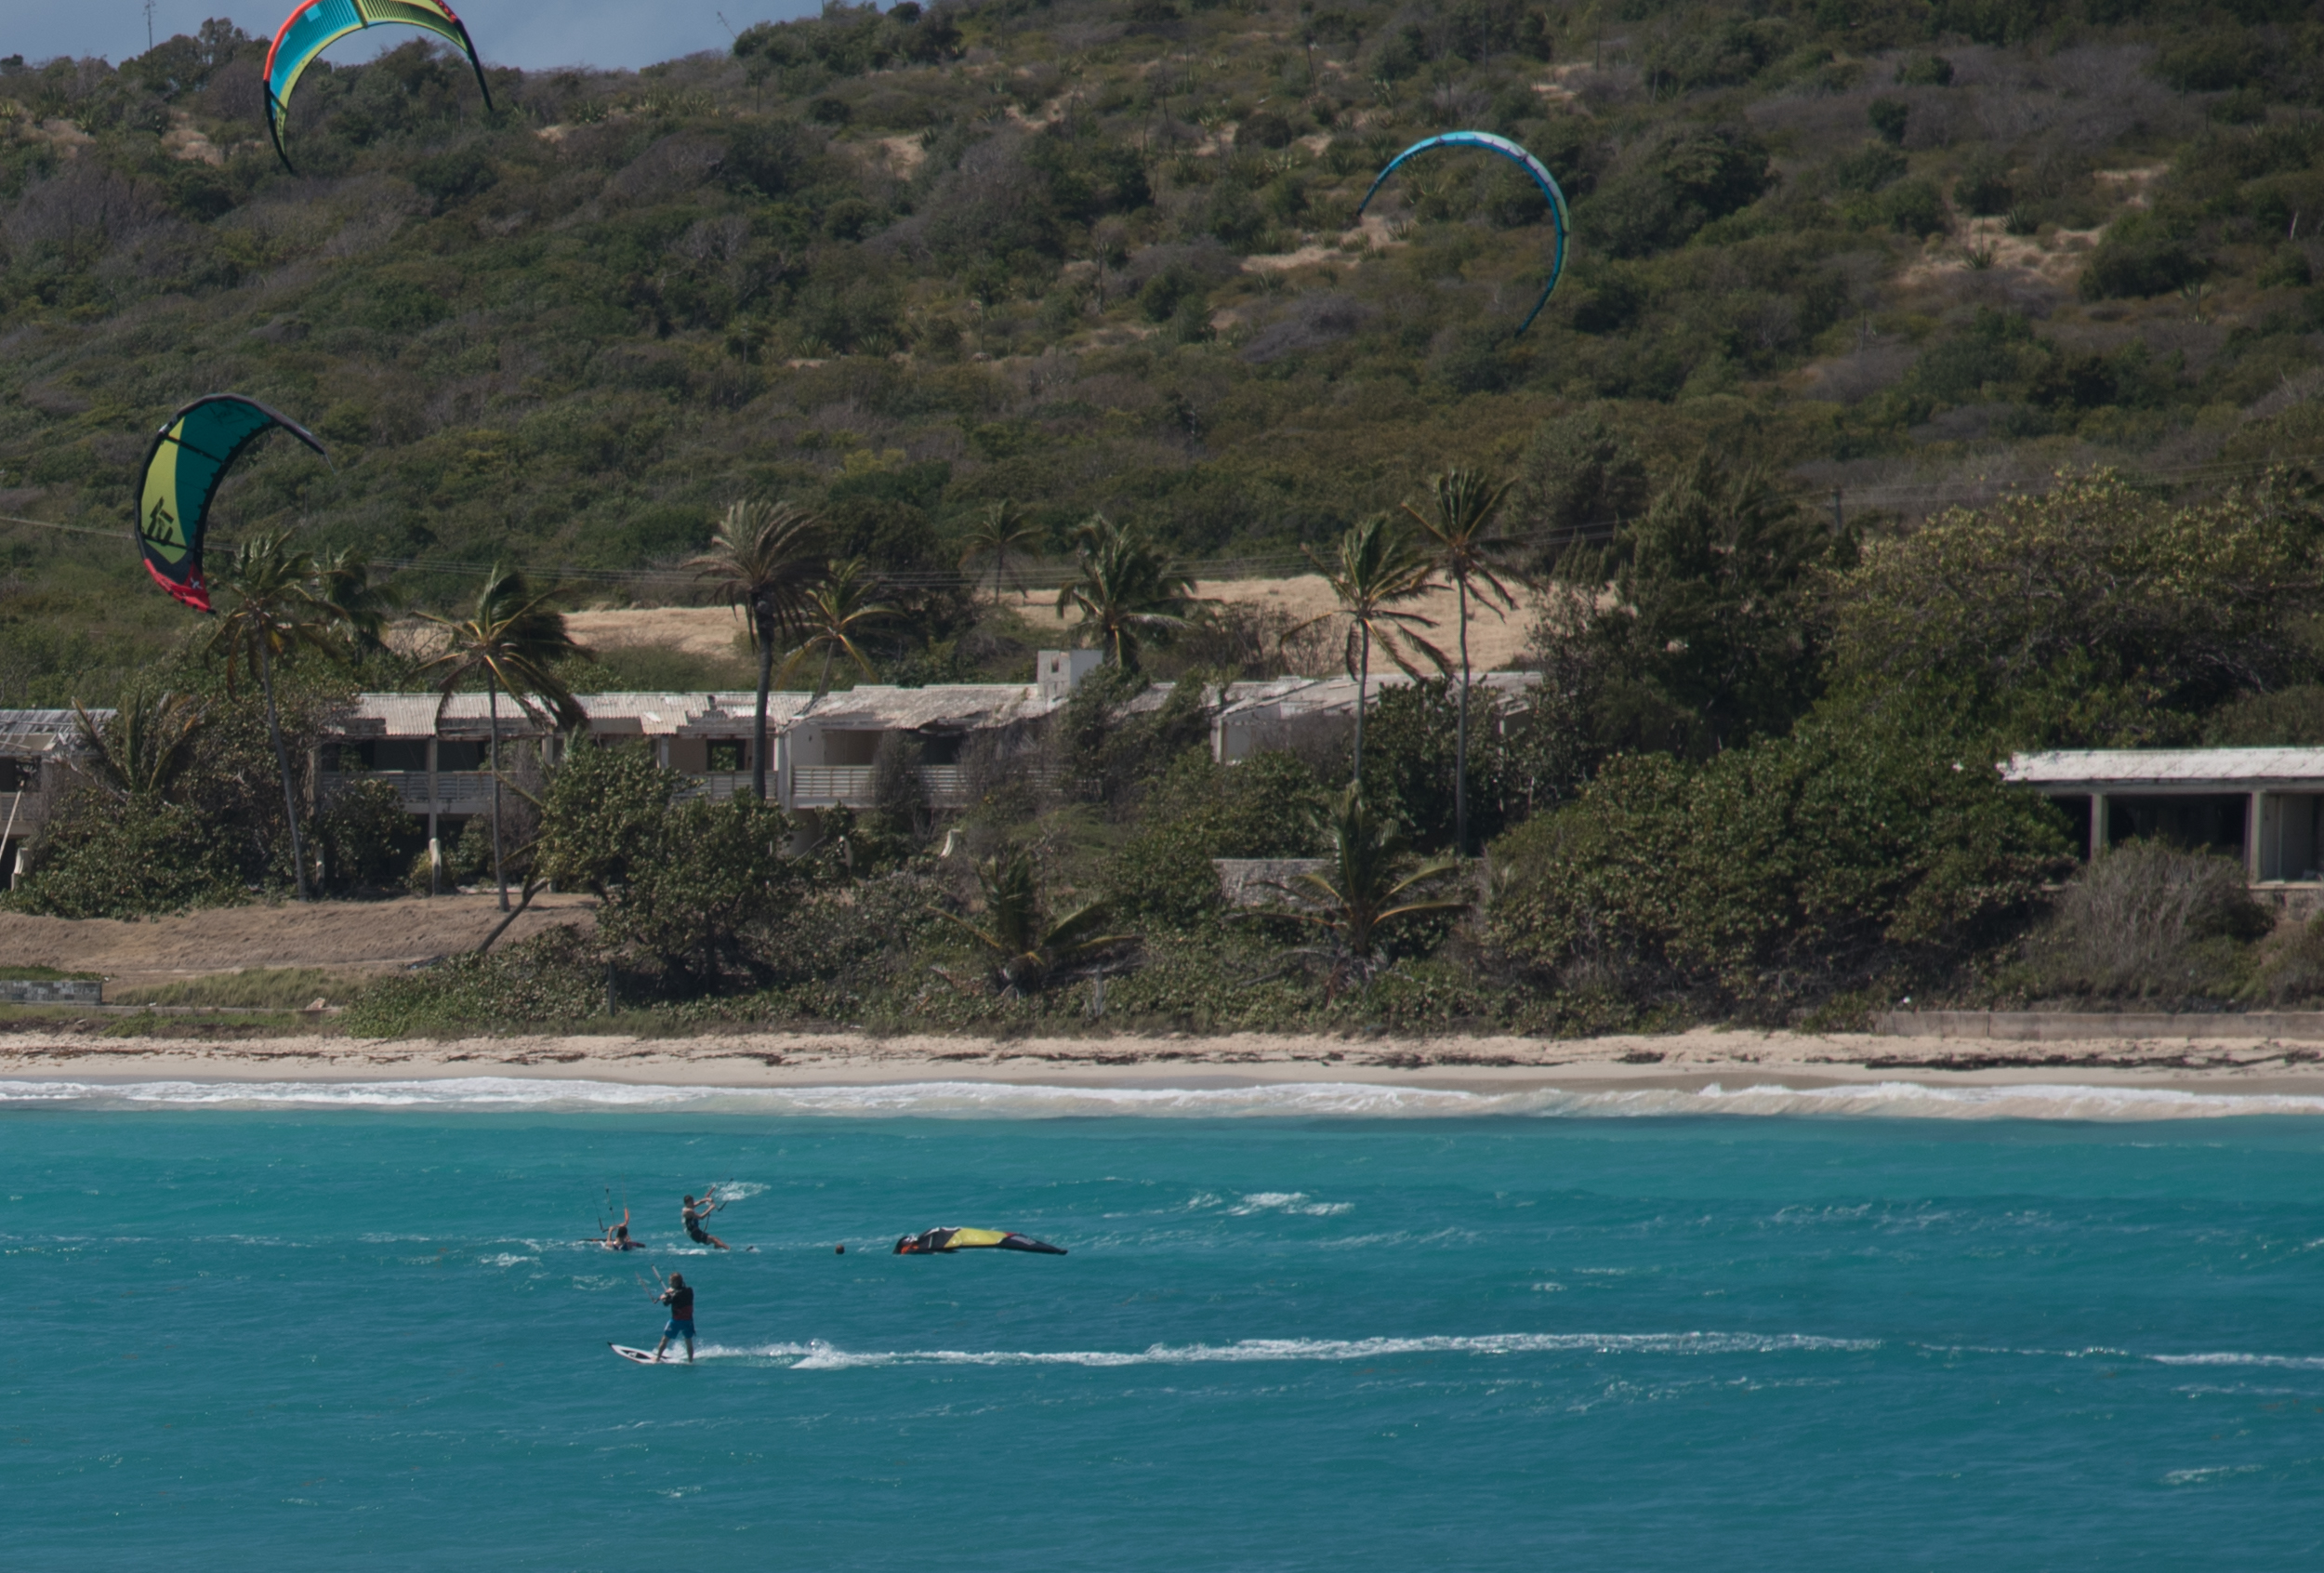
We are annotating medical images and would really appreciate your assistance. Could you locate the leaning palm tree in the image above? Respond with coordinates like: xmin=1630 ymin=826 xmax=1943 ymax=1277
xmin=204 ymin=532 xmax=341 ymax=902
xmin=1054 ymin=514 xmax=1203 ymax=671
xmin=1284 ymin=513 xmax=1445 ymax=779
xmin=73 ymin=691 xmax=205 ymax=802
xmin=314 ymin=546 xmax=404 ymax=657
xmin=929 ymin=848 xmax=1135 ymax=996
xmin=959 ymin=499 xmax=1042 ymax=606
xmin=1403 ymin=469 xmax=1523 ymax=857
xmin=416 ymin=565 xmax=588 ymax=910
xmin=778 ymin=557 xmax=901 ymax=699
xmin=1265 ymin=785 xmax=1465 ymax=996
xmin=686 ymin=499 xmax=826 ymax=800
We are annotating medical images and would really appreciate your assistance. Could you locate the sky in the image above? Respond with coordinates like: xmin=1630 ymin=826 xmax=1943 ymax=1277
xmin=4 ymin=0 xmax=827 ymax=73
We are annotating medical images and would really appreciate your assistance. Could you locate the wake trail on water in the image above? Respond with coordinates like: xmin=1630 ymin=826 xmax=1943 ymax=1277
xmin=8 ymin=1076 xmax=2324 ymax=1121
xmin=672 ymin=1334 xmax=2324 ymax=1374
xmin=679 ymin=1331 xmax=1884 ymax=1369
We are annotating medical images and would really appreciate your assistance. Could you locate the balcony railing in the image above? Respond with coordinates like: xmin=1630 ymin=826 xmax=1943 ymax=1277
xmin=0 ymin=790 xmax=47 ymax=837
xmin=325 ymin=763 xmax=977 ymax=815
xmin=323 ymin=770 xmax=496 ymax=814
xmin=787 ymin=765 xmax=874 ymax=807
xmin=680 ymin=771 xmax=761 ymax=802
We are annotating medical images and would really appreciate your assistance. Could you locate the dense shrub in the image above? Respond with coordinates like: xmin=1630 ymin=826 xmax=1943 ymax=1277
xmin=2026 ymin=841 xmax=2273 ymax=1000
xmin=2080 ymin=215 xmax=2207 ymax=299
xmin=342 ymin=926 xmax=606 ymax=1038
xmin=1486 ymin=723 xmax=2070 ymax=1017
xmin=7 ymin=790 xmax=248 ymax=919
xmin=1827 ymin=471 xmax=2324 ymax=748
xmin=1107 ymin=748 xmax=1325 ymax=924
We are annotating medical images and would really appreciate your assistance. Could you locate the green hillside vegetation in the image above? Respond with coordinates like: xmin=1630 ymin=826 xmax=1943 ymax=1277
xmin=7 ymin=0 xmax=2324 ymax=697
xmin=13 ymin=0 xmax=2324 ymax=1033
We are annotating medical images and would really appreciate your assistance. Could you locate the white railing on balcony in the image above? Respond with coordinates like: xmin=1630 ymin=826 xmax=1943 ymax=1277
xmin=788 ymin=765 xmax=875 ymax=807
xmin=680 ymin=771 xmax=761 ymax=802
xmin=327 ymin=763 xmax=979 ymax=816
xmin=920 ymin=764 xmax=967 ymax=806
xmin=786 ymin=765 xmax=975 ymax=809
xmin=324 ymin=770 xmax=497 ymax=814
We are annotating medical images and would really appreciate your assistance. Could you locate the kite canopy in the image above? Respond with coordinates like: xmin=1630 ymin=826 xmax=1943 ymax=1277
xmin=893 ymin=1228 xmax=1067 ymax=1255
xmin=1357 ymin=130 xmax=1574 ymax=335
xmin=135 ymin=395 xmax=327 ymax=614
xmin=264 ymin=0 xmax=493 ymax=172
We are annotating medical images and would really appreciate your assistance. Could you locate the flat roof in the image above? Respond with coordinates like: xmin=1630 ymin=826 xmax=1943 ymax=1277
xmin=2006 ymin=748 xmax=2324 ymax=791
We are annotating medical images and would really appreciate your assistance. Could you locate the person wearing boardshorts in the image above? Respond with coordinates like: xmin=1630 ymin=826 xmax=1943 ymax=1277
xmin=653 ymin=1273 xmax=697 ymax=1364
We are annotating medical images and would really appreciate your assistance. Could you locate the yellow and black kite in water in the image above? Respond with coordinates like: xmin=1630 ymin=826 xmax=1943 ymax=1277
xmin=135 ymin=394 xmax=328 ymax=613
xmin=893 ymin=1228 xmax=1067 ymax=1256
xmin=265 ymin=0 xmax=493 ymax=172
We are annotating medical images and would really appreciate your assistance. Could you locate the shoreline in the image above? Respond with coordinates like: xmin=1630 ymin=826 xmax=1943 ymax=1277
xmin=8 ymin=1026 xmax=2324 ymax=1100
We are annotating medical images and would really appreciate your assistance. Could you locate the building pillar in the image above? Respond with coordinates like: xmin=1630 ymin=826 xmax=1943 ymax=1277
xmin=2251 ymin=789 xmax=2269 ymax=881
xmin=2089 ymin=792 xmax=2108 ymax=860
xmin=427 ymin=737 xmax=441 ymax=896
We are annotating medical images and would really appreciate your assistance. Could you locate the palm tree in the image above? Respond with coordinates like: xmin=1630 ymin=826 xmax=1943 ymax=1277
xmin=779 ymin=558 xmax=902 ymax=698
xmin=686 ymin=499 xmax=826 ymax=800
xmin=959 ymin=499 xmax=1041 ymax=606
xmin=204 ymin=532 xmax=341 ymax=901
xmin=1053 ymin=514 xmax=1202 ymax=671
xmin=416 ymin=565 xmax=588 ymax=910
xmin=1284 ymin=513 xmax=1445 ymax=779
xmin=930 ymin=848 xmax=1134 ymax=996
xmin=314 ymin=546 xmax=404 ymax=656
xmin=73 ymin=691 xmax=205 ymax=801
xmin=1403 ymin=469 xmax=1522 ymax=857
xmin=1266 ymin=785 xmax=1465 ymax=994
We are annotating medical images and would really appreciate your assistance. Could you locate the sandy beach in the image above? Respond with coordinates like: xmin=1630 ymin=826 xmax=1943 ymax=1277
xmin=7 ymin=1024 xmax=2324 ymax=1101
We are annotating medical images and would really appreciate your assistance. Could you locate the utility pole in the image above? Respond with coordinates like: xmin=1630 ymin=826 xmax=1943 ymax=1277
xmin=145 ymin=0 xmax=155 ymax=52
xmin=1829 ymin=488 xmax=1844 ymax=535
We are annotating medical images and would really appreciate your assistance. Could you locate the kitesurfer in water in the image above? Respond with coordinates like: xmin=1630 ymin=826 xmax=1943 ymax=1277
xmin=601 ymin=1209 xmax=641 ymax=1250
xmin=893 ymin=1227 xmax=1066 ymax=1255
xmin=652 ymin=1273 xmax=697 ymax=1364
xmin=682 ymin=1191 xmax=729 ymax=1251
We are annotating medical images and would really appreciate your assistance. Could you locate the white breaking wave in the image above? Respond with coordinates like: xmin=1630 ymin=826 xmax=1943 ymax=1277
xmin=1225 ymin=1192 xmax=1354 ymax=1217
xmin=4 ymin=1076 xmax=2323 ymax=1121
xmin=680 ymin=1330 xmax=1882 ymax=1370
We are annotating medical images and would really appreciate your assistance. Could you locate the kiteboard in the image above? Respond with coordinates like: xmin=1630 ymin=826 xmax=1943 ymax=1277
xmin=609 ymin=1342 xmax=684 ymax=1365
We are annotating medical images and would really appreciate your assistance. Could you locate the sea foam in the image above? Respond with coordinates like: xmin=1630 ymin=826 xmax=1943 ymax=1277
xmin=6 ymin=1075 xmax=2324 ymax=1120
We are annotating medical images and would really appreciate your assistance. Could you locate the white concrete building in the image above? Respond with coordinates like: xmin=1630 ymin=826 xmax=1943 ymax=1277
xmin=2005 ymin=747 xmax=2324 ymax=887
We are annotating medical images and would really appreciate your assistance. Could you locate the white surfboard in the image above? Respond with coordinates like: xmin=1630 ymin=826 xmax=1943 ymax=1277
xmin=609 ymin=1342 xmax=685 ymax=1365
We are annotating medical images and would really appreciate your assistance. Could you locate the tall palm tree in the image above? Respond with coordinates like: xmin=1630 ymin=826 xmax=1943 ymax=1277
xmin=686 ymin=499 xmax=826 ymax=800
xmin=1403 ymin=468 xmax=1522 ymax=857
xmin=1284 ymin=513 xmax=1445 ymax=779
xmin=416 ymin=565 xmax=588 ymax=910
xmin=779 ymin=558 xmax=901 ymax=699
xmin=959 ymin=499 xmax=1041 ymax=606
xmin=1054 ymin=514 xmax=1202 ymax=671
xmin=205 ymin=532 xmax=342 ymax=902
xmin=73 ymin=691 xmax=205 ymax=801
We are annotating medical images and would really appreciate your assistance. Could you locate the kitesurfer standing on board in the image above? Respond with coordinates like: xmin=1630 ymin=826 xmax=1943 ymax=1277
xmin=652 ymin=1273 xmax=696 ymax=1364
xmin=682 ymin=1191 xmax=729 ymax=1251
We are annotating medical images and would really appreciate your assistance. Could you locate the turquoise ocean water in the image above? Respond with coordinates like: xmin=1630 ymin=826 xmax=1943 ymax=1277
xmin=4 ymin=1076 xmax=2323 ymax=1569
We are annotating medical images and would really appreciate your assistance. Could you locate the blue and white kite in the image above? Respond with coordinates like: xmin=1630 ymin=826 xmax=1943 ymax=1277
xmin=1357 ymin=130 xmax=1574 ymax=335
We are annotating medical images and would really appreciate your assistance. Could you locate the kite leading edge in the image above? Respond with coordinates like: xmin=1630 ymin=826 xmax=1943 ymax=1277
xmin=1357 ymin=130 xmax=1574 ymax=336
